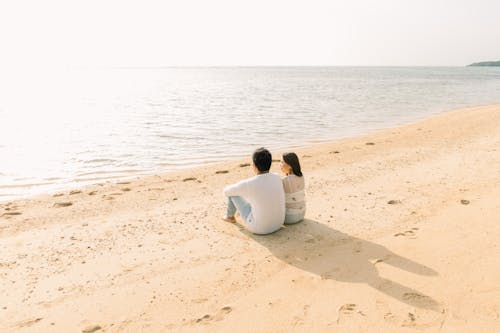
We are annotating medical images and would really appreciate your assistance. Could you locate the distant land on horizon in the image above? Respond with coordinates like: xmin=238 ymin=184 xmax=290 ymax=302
xmin=468 ymin=60 xmax=500 ymax=67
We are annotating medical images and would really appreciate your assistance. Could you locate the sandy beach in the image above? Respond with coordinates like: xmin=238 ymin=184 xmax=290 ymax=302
xmin=1 ymin=104 xmax=499 ymax=332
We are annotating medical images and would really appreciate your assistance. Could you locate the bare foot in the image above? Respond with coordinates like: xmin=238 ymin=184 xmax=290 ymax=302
xmin=222 ymin=216 xmax=236 ymax=223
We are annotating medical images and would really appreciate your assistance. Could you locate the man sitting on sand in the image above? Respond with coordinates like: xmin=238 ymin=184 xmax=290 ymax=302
xmin=222 ymin=147 xmax=285 ymax=235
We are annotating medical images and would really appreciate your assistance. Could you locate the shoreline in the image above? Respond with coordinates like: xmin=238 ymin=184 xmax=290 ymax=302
xmin=2 ymin=102 xmax=498 ymax=203
xmin=1 ymin=104 xmax=499 ymax=332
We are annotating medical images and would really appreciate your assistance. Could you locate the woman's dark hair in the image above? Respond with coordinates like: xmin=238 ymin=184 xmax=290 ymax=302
xmin=253 ymin=147 xmax=272 ymax=172
xmin=283 ymin=152 xmax=303 ymax=177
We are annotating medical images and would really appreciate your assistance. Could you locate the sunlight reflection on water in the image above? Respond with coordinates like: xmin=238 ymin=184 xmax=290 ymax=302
xmin=1 ymin=66 xmax=500 ymax=199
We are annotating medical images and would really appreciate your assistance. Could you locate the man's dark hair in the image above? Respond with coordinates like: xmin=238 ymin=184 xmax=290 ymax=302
xmin=252 ymin=147 xmax=272 ymax=172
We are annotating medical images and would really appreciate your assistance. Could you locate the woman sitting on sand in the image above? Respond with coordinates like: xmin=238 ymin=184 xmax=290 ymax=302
xmin=280 ymin=152 xmax=306 ymax=224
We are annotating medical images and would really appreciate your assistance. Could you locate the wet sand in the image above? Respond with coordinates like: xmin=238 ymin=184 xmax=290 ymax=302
xmin=1 ymin=104 xmax=499 ymax=332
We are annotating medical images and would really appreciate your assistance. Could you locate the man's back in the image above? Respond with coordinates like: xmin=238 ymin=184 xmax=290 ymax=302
xmin=223 ymin=173 xmax=285 ymax=234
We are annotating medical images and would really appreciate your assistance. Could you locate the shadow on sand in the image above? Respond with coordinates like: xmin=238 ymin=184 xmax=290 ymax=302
xmin=238 ymin=219 xmax=441 ymax=311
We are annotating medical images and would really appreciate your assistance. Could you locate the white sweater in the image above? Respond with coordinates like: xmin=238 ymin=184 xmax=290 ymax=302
xmin=223 ymin=173 xmax=285 ymax=235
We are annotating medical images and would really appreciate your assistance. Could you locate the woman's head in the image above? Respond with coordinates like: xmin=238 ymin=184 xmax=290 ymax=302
xmin=281 ymin=152 xmax=303 ymax=177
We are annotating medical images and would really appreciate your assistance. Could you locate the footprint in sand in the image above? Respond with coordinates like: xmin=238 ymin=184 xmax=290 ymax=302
xmin=195 ymin=306 xmax=233 ymax=324
xmin=15 ymin=317 xmax=43 ymax=328
xmin=195 ymin=314 xmax=211 ymax=323
xmin=183 ymin=177 xmax=197 ymax=182
xmin=2 ymin=211 xmax=21 ymax=216
xmin=239 ymin=163 xmax=250 ymax=167
xmin=387 ymin=200 xmax=401 ymax=205
xmin=337 ymin=304 xmax=357 ymax=324
xmin=400 ymin=296 xmax=446 ymax=328
xmin=384 ymin=312 xmax=396 ymax=321
xmin=291 ymin=304 xmax=310 ymax=326
xmin=365 ymin=142 xmax=375 ymax=145
xmin=53 ymin=202 xmax=72 ymax=208
xmin=460 ymin=199 xmax=470 ymax=205
xmin=352 ymin=241 xmax=362 ymax=253
xmin=191 ymin=298 xmax=208 ymax=304
xmin=215 ymin=170 xmax=229 ymax=174
xmin=330 ymin=150 xmax=340 ymax=154
xmin=214 ymin=306 xmax=233 ymax=321
xmin=69 ymin=190 xmax=82 ymax=195
xmin=320 ymin=267 xmax=341 ymax=279
xmin=117 ymin=181 xmax=130 ymax=185
xmin=394 ymin=229 xmax=417 ymax=238
xmin=53 ymin=193 xmax=64 ymax=197
xmin=82 ymin=324 xmax=102 ymax=333
xmin=121 ymin=188 xmax=131 ymax=192
xmin=88 ymin=191 xmax=98 ymax=195
xmin=402 ymin=293 xmax=435 ymax=307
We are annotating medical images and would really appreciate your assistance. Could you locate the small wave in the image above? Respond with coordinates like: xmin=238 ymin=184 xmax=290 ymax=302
xmin=155 ymin=153 xmax=246 ymax=169
xmin=157 ymin=134 xmax=210 ymax=141
xmin=13 ymin=177 xmax=34 ymax=181
xmin=0 ymin=181 xmax=54 ymax=189
xmin=156 ymin=162 xmax=177 ymax=167
xmin=73 ymin=175 xmax=131 ymax=182
xmin=83 ymin=158 xmax=117 ymax=164
xmin=43 ymin=177 xmax=63 ymax=181
xmin=76 ymin=169 xmax=145 ymax=177
xmin=157 ymin=134 xmax=181 ymax=139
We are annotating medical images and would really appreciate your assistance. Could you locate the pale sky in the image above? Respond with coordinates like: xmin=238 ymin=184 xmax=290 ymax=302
xmin=1 ymin=0 xmax=499 ymax=68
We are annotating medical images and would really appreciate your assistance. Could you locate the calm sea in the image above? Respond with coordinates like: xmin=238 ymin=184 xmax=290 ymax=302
xmin=1 ymin=66 xmax=500 ymax=200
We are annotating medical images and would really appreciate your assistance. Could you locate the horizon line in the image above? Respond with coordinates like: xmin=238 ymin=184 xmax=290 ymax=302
xmin=71 ymin=64 xmax=477 ymax=70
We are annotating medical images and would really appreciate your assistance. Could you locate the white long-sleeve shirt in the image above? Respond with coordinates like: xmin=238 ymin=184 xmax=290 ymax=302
xmin=223 ymin=173 xmax=285 ymax=235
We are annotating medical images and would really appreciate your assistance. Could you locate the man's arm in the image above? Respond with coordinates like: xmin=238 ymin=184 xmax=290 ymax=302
xmin=223 ymin=178 xmax=250 ymax=198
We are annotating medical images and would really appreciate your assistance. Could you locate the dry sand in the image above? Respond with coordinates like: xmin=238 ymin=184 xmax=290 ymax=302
xmin=1 ymin=105 xmax=499 ymax=332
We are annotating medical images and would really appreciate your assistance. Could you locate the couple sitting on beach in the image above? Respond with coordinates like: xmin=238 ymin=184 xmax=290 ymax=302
xmin=222 ymin=147 xmax=306 ymax=235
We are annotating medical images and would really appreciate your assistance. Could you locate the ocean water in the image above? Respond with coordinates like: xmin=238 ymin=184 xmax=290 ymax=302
xmin=1 ymin=66 xmax=500 ymax=200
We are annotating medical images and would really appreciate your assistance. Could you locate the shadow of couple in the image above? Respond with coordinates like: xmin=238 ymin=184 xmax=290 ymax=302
xmin=238 ymin=219 xmax=441 ymax=311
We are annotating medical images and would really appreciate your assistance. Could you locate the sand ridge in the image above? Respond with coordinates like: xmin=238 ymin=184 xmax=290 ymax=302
xmin=1 ymin=104 xmax=499 ymax=332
